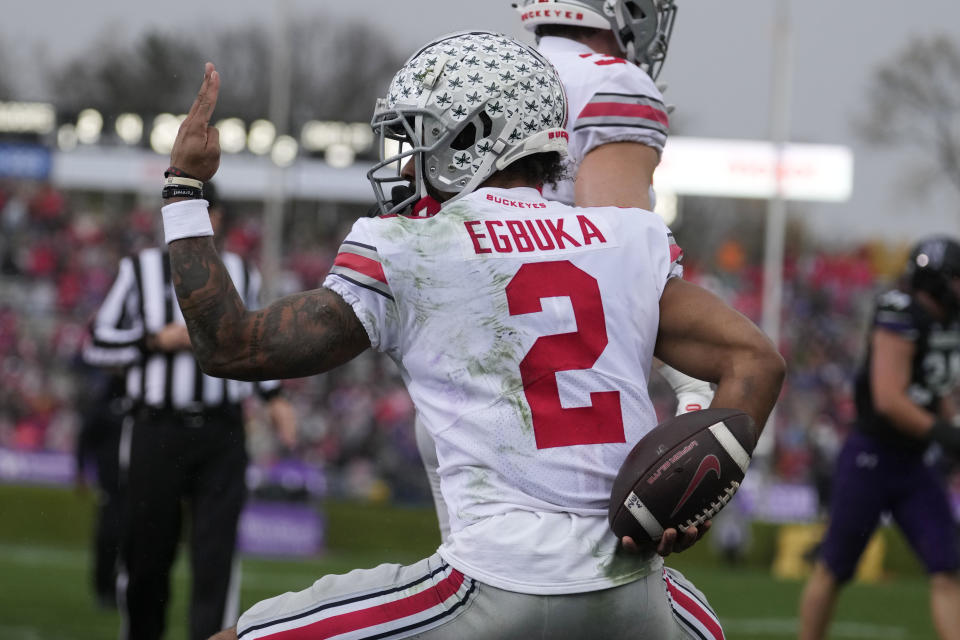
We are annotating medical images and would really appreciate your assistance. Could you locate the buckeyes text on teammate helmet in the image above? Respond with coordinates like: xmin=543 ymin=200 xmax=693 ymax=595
xmin=906 ymin=235 xmax=960 ymax=317
xmin=368 ymin=31 xmax=568 ymax=216
xmin=514 ymin=0 xmax=677 ymax=79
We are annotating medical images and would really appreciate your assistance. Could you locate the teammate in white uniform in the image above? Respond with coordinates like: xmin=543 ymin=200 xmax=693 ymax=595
xmin=516 ymin=0 xmax=674 ymax=209
xmin=162 ymin=32 xmax=784 ymax=640
xmin=418 ymin=0 xmax=710 ymax=542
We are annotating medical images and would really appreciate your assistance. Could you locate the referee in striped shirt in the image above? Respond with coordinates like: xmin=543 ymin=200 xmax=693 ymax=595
xmin=86 ymin=182 xmax=297 ymax=640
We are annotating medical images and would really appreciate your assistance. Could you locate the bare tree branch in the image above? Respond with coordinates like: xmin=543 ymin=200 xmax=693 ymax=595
xmin=42 ymin=17 xmax=402 ymax=133
xmin=856 ymin=34 xmax=960 ymax=199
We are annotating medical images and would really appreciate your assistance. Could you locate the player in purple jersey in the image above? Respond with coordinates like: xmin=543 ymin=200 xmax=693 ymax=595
xmin=799 ymin=236 xmax=960 ymax=640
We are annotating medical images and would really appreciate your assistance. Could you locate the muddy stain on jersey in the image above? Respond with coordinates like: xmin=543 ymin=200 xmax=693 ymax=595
xmin=592 ymin=538 xmax=661 ymax=585
xmin=376 ymin=206 xmax=536 ymax=433
xmin=456 ymin=465 xmax=497 ymax=523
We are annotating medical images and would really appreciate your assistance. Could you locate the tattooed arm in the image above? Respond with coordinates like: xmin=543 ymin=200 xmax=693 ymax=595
xmin=654 ymin=277 xmax=785 ymax=434
xmin=168 ymin=236 xmax=370 ymax=380
xmin=161 ymin=63 xmax=370 ymax=380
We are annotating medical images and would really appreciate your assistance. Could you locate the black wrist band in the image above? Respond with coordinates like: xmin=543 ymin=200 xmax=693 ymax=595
xmin=164 ymin=166 xmax=201 ymax=180
xmin=162 ymin=185 xmax=204 ymax=200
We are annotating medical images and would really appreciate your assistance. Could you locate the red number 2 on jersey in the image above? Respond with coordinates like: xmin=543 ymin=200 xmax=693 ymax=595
xmin=506 ymin=260 xmax=625 ymax=449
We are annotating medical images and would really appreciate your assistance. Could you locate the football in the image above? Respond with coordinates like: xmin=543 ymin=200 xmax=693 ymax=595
xmin=609 ymin=408 xmax=757 ymax=546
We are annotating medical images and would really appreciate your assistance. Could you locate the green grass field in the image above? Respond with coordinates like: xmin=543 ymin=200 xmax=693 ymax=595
xmin=0 ymin=485 xmax=939 ymax=639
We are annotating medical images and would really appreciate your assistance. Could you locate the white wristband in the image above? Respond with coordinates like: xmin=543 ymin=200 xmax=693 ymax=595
xmin=162 ymin=199 xmax=213 ymax=245
xmin=675 ymin=392 xmax=714 ymax=416
xmin=657 ymin=362 xmax=714 ymax=397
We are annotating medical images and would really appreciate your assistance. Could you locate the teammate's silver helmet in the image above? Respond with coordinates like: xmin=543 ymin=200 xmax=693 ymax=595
xmin=515 ymin=0 xmax=677 ymax=79
xmin=368 ymin=31 xmax=568 ymax=216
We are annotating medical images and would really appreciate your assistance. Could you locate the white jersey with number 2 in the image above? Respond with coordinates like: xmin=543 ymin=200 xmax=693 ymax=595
xmin=323 ymin=186 xmax=682 ymax=595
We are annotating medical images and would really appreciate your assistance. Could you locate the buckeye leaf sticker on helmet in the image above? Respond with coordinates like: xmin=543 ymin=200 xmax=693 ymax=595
xmin=368 ymin=31 xmax=569 ymax=216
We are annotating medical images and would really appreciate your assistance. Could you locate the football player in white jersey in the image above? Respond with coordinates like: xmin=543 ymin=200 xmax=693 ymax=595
xmin=515 ymin=0 xmax=674 ymax=210
xmin=417 ymin=0 xmax=712 ymax=543
xmin=163 ymin=32 xmax=783 ymax=640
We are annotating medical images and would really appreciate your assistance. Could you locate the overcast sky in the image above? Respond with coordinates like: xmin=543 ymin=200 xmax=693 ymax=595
xmin=4 ymin=0 xmax=960 ymax=243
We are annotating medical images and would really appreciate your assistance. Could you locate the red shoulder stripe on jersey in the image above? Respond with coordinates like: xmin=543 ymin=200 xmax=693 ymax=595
xmin=578 ymin=102 xmax=669 ymax=127
xmin=670 ymin=244 xmax=683 ymax=264
xmin=333 ymin=252 xmax=387 ymax=285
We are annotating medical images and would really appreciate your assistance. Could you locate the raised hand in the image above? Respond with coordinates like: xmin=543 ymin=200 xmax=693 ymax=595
xmin=170 ymin=62 xmax=222 ymax=181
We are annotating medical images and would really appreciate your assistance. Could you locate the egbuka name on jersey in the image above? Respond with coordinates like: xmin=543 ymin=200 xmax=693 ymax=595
xmin=463 ymin=201 xmax=619 ymax=257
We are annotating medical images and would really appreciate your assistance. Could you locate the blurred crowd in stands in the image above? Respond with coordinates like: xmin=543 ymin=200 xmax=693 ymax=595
xmin=0 ymin=179 xmax=912 ymax=505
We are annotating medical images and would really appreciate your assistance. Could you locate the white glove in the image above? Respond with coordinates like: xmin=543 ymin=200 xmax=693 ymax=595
xmin=657 ymin=363 xmax=715 ymax=416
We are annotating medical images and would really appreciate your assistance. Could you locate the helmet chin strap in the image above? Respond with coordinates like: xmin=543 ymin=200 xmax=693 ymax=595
xmin=413 ymin=113 xmax=432 ymax=212
xmin=610 ymin=2 xmax=640 ymax=64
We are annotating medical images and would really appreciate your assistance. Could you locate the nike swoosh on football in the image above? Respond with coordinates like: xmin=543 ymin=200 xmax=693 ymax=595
xmin=669 ymin=454 xmax=721 ymax=518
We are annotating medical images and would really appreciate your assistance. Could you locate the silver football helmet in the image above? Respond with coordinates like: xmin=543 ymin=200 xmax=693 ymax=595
xmin=514 ymin=0 xmax=677 ymax=79
xmin=368 ymin=31 xmax=568 ymax=216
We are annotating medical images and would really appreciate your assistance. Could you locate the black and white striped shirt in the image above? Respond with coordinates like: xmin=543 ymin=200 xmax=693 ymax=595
xmin=86 ymin=247 xmax=280 ymax=410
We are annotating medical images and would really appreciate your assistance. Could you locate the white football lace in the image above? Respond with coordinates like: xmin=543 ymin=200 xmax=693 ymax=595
xmin=680 ymin=480 xmax=740 ymax=530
